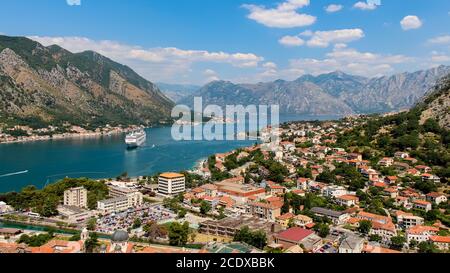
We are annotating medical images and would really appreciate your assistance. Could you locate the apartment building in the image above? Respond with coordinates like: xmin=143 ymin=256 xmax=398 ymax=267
xmin=64 ymin=187 xmax=88 ymax=208
xmin=248 ymin=201 xmax=283 ymax=221
xmin=397 ymin=212 xmax=424 ymax=229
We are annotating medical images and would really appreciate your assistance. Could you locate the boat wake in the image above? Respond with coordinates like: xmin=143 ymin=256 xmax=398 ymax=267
xmin=0 ymin=170 xmax=29 ymax=178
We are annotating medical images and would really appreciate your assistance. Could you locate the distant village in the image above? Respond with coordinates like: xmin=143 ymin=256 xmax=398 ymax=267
xmin=0 ymin=124 xmax=140 ymax=144
xmin=0 ymin=117 xmax=448 ymax=254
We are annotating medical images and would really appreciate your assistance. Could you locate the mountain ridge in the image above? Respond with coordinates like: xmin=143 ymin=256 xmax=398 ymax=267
xmin=181 ymin=65 xmax=450 ymax=115
xmin=0 ymin=35 xmax=174 ymax=127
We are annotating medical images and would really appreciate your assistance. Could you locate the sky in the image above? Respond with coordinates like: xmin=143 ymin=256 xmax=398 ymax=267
xmin=0 ymin=0 xmax=450 ymax=85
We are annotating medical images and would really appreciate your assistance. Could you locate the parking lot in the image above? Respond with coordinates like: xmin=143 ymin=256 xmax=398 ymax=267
xmin=96 ymin=204 xmax=176 ymax=234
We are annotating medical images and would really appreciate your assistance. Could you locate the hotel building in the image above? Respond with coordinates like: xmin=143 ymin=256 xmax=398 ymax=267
xmin=158 ymin=173 xmax=186 ymax=196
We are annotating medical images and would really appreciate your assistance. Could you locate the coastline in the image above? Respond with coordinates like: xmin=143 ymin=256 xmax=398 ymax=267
xmin=0 ymin=127 xmax=138 ymax=145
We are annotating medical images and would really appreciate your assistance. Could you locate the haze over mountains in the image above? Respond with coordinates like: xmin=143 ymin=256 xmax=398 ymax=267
xmin=156 ymin=83 xmax=200 ymax=103
xmin=180 ymin=66 xmax=450 ymax=115
xmin=0 ymin=35 xmax=173 ymax=127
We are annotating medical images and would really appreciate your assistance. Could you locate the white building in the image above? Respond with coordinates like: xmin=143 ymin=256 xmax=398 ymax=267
xmin=64 ymin=187 xmax=88 ymax=208
xmin=97 ymin=196 xmax=130 ymax=214
xmin=412 ymin=200 xmax=432 ymax=212
xmin=158 ymin=173 xmax=186 ymax=196
xmin=397 ymin=213 xmax=424 ymax=229
xmin=426 ymin=192 xmax=447 ymax=205
xmin=406 ymin=225 xmax=439 ymax=244
xmin=323 ymin=186 xmax=347 ymax=198
xmin=97 ymin=191 xmax=143 ymax=214
xmin=335 ymin=195 xmax=359 ymax=207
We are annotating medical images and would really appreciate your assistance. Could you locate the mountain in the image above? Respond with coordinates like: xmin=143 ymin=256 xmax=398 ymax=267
xmin=0 ymin=35 xmax=174 ymax=127
xmin=419 ymin=74 xmax=450 ymax=130
xmin=156 ymin=82 xmax=200 ymax=103
xmin=340 ymin=66 xmax=450 ymax=113
xmin=336 ymin=76 xmax=449 ymax=184
xmin=182 ymin=67 xmax=450 ymax=116
xmin=183 ymin=79 xmax=354 ymax=115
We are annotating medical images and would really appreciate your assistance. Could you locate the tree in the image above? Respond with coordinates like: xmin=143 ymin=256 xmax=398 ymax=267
xmin=233 ymin=226 xmax=267 ymax=249
xmin=18 ymin=233 xmax=53 ymax=247
xmin=423 ymin=118 xmax=441 ymax=134
xmin=132 ymin=218 xmax=142 ymax=229
xmin=178 ymin=208 xmax=187 ymax=219
xmin=84 ymin=232 xmax=100 ymax=253
xmin=218 ymin=206 xmax=226 ymax=220
xmin=369 ymin=234 xmax=382 ymax=243
xmin=281 ymin=194 xmax=290 ymax=214
xmin=317 ymin=171 xmax=335 ymax=184
xmin=87 ymin=218 xmax=97 ymax=231
xmin=409 ymin=239 xmax=418 ymax=249
xmin=358 ymin=220 xmax=373 ymax=235
xmin=414 ymin=180 xmax=438 ymax=194
xmin=314 ymin=223 xmax=330 ymax=238
xmin=390 ymin=236 xmax=406 ymax=250
xmin=143 ymin=221 xmax=167 ymax=240
xmin=168 ymin=222 xmax=189 ymax=246
xmin=200 ymin=201 xmax=211 ymax=215
xmin=417 ymin=241 xmax=441 ymax=253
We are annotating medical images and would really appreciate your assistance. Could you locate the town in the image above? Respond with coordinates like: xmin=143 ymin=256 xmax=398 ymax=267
xmin=0 ymin=123 xmax=143 ymax=144
xmin=1 ymin=112 xmax=448 ymax=254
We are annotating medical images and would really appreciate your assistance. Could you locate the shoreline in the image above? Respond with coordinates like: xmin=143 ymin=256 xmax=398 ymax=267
xmin=0 ymin=126 xmax=142 ymax=145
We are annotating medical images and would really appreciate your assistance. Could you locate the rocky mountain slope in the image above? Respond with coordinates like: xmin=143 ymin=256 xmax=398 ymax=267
xmin=156 ymin=82 xmax=200 ymax=103
xmin=0 ymin=35 xmax=174 ymax=127
xmin=419 ymin=75 xmax=450 ymax=130
xmin=182 ymin=67 xmax=450 ymax=115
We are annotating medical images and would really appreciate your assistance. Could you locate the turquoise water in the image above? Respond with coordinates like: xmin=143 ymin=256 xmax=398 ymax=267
xmin=0 ymin=114 xmax=340 ymax=193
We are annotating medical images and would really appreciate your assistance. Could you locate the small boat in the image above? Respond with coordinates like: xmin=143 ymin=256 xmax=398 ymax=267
xmin=125 ymin=130 xmax=146 ymax=148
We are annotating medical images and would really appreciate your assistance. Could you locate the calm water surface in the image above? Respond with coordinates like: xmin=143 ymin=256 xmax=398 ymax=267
xmin=0 ymin=114 xmax=340 ymax=193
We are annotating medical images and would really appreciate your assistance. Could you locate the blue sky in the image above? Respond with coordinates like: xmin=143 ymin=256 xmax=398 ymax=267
xmin=0 ymin=0 xmax=450 ymax=84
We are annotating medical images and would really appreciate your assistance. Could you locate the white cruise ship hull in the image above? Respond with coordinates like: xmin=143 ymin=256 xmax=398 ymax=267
xmin=125 ymin=131 xmax=146 ymax=148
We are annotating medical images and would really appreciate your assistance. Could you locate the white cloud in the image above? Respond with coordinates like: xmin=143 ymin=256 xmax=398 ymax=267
xmin=279 ymin=35 xmax=305 ymax=47
xmin=325 ymin=4 xmax=343 ymax=13
xmin=334 ymin=43 xmax=348 ymax=49
xmin=279 ymin=29 xmax=364 ymax=48
xmin=353 ymin=1 xmax=377 ymax=11
xmin=203 ymin=69 xmax=220 ymax=83
xmin=285 ymin=46 xmax=413 ymax=78
xmin=428 ymin=35 xmax=450 ymax=45
xmin=431 ymin=51 xmax=450 ymax=63
xmin=306 ymin=29 xmax=365 ymax=48
xmin=400 ymin=15 xmax=422 ymax=31
xmin=300 ymin=30 xmax=313 ymax=37
xmin=66 ymin=0 xmax=81 ymax=6
xmin=28 ymin=36 xmax=264 ymax=84
xmin=242 ymin=0 xmax=316 ymax=28
xmin=263 ymin=62 xmax=278 ymax=69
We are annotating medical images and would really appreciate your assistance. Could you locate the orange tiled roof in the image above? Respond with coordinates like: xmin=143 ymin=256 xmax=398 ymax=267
xmin=429 ymin=236 xmax=450 ymax=244
xmin=407 ymin=225 xmax=439 ymax=235
xmin=413 ymin=200 xmax=431 ymax=206
xmin=337 ymin=195 xmax=359 ymax=201
xmin=277 ymin=213 xmax=295 ymax=221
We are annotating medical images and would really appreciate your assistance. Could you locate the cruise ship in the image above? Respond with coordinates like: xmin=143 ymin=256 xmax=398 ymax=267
xmin=125 ymin=130 xmax=146 ymax=148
